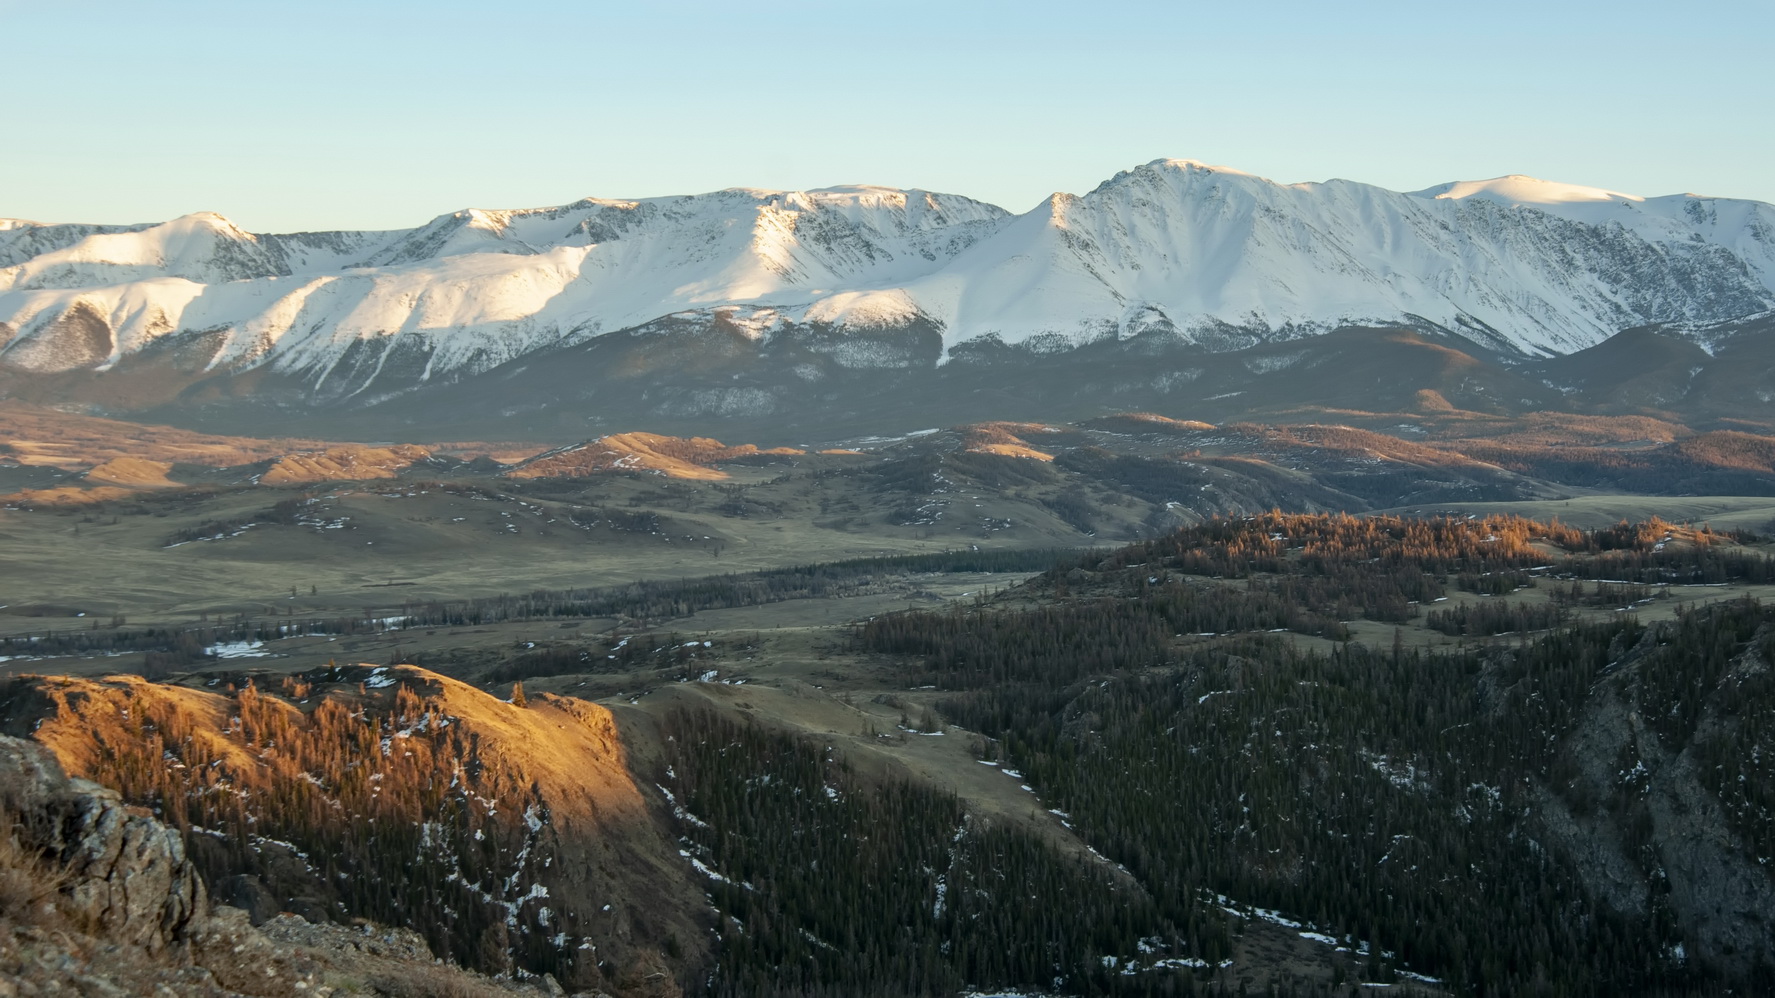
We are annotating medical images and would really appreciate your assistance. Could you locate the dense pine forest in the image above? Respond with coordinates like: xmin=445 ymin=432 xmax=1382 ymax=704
xmin=853 ymin=515 xmax=1775 ymax=996
xmin=662 ymin=709 xmax=1233 ymax=997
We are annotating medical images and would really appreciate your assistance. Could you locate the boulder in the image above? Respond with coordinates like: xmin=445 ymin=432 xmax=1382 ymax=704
xmin=213 ymin=873 xmax=279 ymax=927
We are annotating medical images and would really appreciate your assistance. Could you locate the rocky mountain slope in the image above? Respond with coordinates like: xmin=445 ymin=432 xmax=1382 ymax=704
xmin=0 ymin=732 xmax=573 ymax=997
xmin=0 ymin=667 xmax=704 ymax=995
xmin=3 ymin=161 xmax=1772 ymax=431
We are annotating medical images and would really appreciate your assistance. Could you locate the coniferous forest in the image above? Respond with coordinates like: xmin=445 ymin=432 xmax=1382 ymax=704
xmin=843 ymin=515 xmax=1775 ymax=996
xmin=663 ymin=709 xmax=1228 ymax=997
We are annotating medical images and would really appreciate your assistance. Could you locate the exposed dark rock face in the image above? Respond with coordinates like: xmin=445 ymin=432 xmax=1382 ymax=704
xmin=213 ymin=873 xmax=280 ymax=927
xmin=1533 ymin=624 xmax=1775 ymax=980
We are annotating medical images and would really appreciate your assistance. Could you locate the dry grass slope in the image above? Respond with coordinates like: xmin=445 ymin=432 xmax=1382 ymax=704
xmin=260 ymin=445 xmax=434 ymax=484
xmin=83 ymin=456 xmax=180 ymax=488
xmin=0 ymin=400 xmax=329 ymax=470
xmin=507 ymin=432 xmax=801 ymax=481
xmin=959 ymin=422 xmax=1059 ymax=461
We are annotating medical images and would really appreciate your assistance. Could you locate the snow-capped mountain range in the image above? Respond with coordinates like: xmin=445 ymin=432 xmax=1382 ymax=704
xmin=3 ymin=159 xmax=1774 ymax=389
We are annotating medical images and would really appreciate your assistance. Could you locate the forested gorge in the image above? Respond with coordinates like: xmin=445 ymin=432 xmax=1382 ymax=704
xmin=936 ymin=634 xmax=1665 ymax=995
xmin=848 ymin=515 xmax=1775 ymax=996
xmin=662 ymin=710 xmax=1231 ymax=997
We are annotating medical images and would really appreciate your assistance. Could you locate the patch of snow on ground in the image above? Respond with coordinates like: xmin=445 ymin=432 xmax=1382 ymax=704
xmin=205 ymin=640 xmax=268 ymax=659
xmin=678 ymin=848 xmax=733 ymax=885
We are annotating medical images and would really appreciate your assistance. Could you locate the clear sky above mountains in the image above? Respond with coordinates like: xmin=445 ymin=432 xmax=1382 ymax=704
xmin=4 ymin=0 xmax=1770 ymax=233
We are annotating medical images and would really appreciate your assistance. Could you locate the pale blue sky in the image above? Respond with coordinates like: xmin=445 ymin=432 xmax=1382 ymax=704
xmin=4 ymin=0 xmax=1770 ymax=232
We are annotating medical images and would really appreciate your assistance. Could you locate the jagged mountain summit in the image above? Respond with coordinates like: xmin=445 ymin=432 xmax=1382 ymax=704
xmin=2 ymin=159 xmax=1773 ymax=436
xmin=0 ymin=187 xmax=1010 ymax=378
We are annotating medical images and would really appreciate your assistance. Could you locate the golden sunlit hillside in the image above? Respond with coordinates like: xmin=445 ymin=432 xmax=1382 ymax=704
xmin=506 ymin=432 xmax=802 ymax=481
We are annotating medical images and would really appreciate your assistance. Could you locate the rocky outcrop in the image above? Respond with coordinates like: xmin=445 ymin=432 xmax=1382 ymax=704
xmin=0 ymin=733 xmax=205 ymax=953
xmin=0 ymin=733 xmax=574 ymax=996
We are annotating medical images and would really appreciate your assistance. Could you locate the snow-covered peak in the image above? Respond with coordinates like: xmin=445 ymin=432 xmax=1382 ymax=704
xmin=0 ymin=210 xmax=283 ymax=291
xmin=1149 ymin=158 xmax=1260 ymax=178
xmin=809 ymin=184 xmax=914 ymax=197
xmin=1413 ymin=175 xmax=1644 ymax=207
xmin=1088 ymin=158 xmax=1269 ymax=198
xmin=3 ymin=160 xmax=1774 ymax=392
xmin=179 ymin=209 xmax=248 ymax=227
xmin=909 ymin=160 xmax=1775 ymax=357
xmin=1405 ymin=174 xmax=1775 ymax=291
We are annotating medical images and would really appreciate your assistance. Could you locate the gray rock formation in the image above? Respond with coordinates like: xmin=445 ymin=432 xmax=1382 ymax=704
xmin=0 ymin=733 xmax=206 ymax=953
